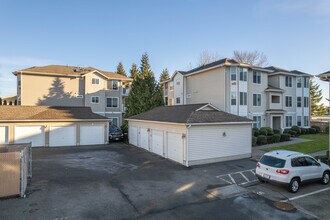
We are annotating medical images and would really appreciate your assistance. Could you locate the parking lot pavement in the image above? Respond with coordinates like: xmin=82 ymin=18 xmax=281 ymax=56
xmin=216 ymin=168 xmax=258 ymax=186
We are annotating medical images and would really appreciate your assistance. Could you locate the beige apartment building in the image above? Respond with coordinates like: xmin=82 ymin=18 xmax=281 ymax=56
xmin=13 ymin=65 xmax=133 ymax=127
xmin=162 ymin=58 xmax=311 ymax=130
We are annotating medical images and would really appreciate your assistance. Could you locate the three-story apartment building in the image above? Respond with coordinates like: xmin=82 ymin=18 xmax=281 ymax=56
xmin=14 ymin=65 xmax=132 ymax=127
xmin=162 ymin=58 xmax=311 ymax=130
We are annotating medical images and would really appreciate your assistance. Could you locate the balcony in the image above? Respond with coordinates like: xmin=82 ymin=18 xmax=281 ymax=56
xmin=122 ymin=87 xmax=130 ymax=96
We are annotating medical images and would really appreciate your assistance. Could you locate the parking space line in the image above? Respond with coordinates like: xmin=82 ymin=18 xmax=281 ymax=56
xmin=250 ymin=170 xmax=255 ymax=175
xmin=216 ymin=169 xmax=257 ymax=186
xmin=228 ymin=174 xmax=236 ymax=184
xmin=218 ymin=177 xmax=233 ymax=184
xmin=239 ymin=180 xmax=258 ymax=185
xmin=281 ymin=187 xmax=330 ymax=202
xmin=240 ymin=172 xmax=249 ymax=182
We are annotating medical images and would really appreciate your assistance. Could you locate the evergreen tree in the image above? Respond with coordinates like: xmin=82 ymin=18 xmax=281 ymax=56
xmin=310 ymin=79 xmax=327 ymax=116
xmin=159 ymin=68 xmax=170 ymax=82
xmin=3 ymin=100 xmax=7 ymax=105
xmin=116 ymin=62 xmax=127 ymax=76
xmin=129 ymin=63 xmax=139 ymax=80
xmin=139 ymin=53 xmax=154 ymax=78
xmin=0 ymin=97 xmax=2 ymax=105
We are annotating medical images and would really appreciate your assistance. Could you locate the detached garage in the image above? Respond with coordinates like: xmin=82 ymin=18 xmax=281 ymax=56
xmin=0 ymin=106 xmax=109 ymax=147
xmin=127 ymin=103 xmax=253 ymax=166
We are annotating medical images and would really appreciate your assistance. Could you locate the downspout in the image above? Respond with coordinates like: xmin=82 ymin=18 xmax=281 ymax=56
xmin=186 ymin=124 xmax=191 ymax=167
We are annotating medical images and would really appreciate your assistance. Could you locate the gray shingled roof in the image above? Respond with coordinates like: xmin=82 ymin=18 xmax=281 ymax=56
xmin=181 ymin=58 xmax=238 ymax=75
xmin=127 ymin=104 xmax=252 ymax=124
xmin=0 ymin=106 xmax=108 ymax=121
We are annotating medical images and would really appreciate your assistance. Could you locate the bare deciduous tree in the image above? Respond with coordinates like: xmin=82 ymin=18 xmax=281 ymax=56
xmin=233 ymin=50 xmax=268 ymax=67
xmin=197 ymin=50 xmax=222 ymax=67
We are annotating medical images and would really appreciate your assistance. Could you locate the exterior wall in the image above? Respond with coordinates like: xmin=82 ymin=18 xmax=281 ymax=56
xmin=268 ymin=76 xmax=280 ymax=88
xmin=186 ymin=67 xmax=226 ymax=110
xmin=173 ymin=73 xmax=184 ymax=105
xmin=0 ymin=121 xmax=109 ymax=147
xmin=187 ymin=124 xmax=252 ymax=166
xmin=20 ymin=74 xmax=84 ymax=106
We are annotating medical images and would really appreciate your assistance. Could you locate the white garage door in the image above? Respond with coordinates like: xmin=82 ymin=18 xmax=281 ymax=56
xmin=167 ymin=132 xmax=183 ymax=164
xmin=80 ymin=125 xmax=104 ymax=145
xmin=49 ymin=126 xmax=76 ymax=147
xmin=0 ymin=126 xmax=8 ymax=144
xmin=129 ymin=126 xmax=138 ymax=146
xmin=138 ymin=128 xmax=149 ymax=150
xmin=15 ymin=126 xmax=45 ymax=147
xmin=151 ymin=130 xmax=163 ymax=156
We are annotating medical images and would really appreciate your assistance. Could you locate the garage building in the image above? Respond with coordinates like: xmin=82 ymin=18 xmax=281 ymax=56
xmin=127 ymin=103 xmax=253 ymax=166
xmin=0 ymin=106 xmax=109 ymax=147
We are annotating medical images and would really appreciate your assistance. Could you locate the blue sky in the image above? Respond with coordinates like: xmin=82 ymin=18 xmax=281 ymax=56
xmin=1 ymin=0 xmax=330 ymax=104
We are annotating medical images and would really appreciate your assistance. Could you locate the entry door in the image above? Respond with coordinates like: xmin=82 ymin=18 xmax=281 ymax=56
xmin=151 ymin=130 xmax=163 ymax=156
xmin=0 ymin=126 xmax=8 ymax=144
xmin=167 ymin=132 xmax=183 ymax=164
xmin=15 ymin=126 xmax=45 ymax=147
xmin=272 ymin=116 xmax=281 ymax=130
xmin=49 ymin=126 xmax=76 ymax=147
xmin=139 ymin=128 xmax=149 ymax=150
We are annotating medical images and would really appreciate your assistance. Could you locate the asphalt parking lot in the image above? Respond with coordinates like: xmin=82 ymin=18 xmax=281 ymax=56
xmin=0 ymin=143 xmax=329 ymax=220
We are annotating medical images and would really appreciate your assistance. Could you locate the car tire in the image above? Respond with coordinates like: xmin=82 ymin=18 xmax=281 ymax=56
xmin=257 ymin=177 xmax=265 ymax=183
xmin=288 ymin=178 xmax=300 ymax=193
xmin=321 ymin=171 xmax=330 ymax=185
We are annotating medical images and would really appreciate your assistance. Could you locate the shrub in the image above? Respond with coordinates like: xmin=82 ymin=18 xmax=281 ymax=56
xmin=311 ymin=126 xmax=321 ymax=133
xmin=259 ymin=129 xmax=268 ymax=136
xmin=271 ymin=134 xmax=281 ymax=143
xmin=291 ymin=126 xmax=301 ymax=134
xmin=252 ymin=128 xmax=259 ymax=137
xmin=273 ymin=129 xmax=281 ymax=134
xmin=261 ymin=127 xmax=274 ymax=136
xmin=280 ymin=133 xmax=291 ymax=142
xmin=257 ymin=135 xmax=267 ymax=145
xmin=309 ymin=128 xmax=317 ymax=134
xmin=121 ymin=121 xmax=128 ymax=134
xmin=266 ymin=136 xmax=273 ymax=144
xmin=283 ymin=128 xmax=291 ymax=134
xmin=288 ymin=130 xmax=297 ymax=137
xmin=326 ymin=126 xmax=329 ymax=134
xmin=305 ymin=128 xmax=310 ymax=134
xmin=300 ymin=128 xmax=306 ymax=135
xmin=252 ymin=136 xmax=257 ymax=146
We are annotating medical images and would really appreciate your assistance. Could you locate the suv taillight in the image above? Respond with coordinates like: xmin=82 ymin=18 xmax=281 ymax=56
xmin=256 ymin=162 xmax=260 ymax=168
xmin=276 ymin=169 xmax=290 ymax=174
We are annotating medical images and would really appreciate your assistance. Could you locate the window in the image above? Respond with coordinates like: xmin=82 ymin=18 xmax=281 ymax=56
xmin=165 ymin=97 xmax=168 ymax=106
xmin=176 ymin=81 xmax=180 ymax=85
xmin=297 ymin=116 xmax=302 ymax=126
xmin=297 ymin=97 xmax=302 ymax=107
xmin=239 ymin=68 xmax=248 ymax=81
xmin=176 ymin=97 xmax=180 ymax=104
xmin=253 ymin=71 xmax=261 ymax=84
xmin=92 ymin=78 xmax=100 ymax=84
xmin=260 ymin=155 xmax=286 ymax=168
xmin=230 ymin=67 xmax=237 ymax=81
xmin=285 ymin=76 xmax=292 ymax=87
xmin=304 ymin=77 xmax=309 ymax=88
xmin=253 ymin=94 xmax=261 ymax=106
xmin=239 ymin=92 xmax=247 ymax=105
xmin=304 ymin=97 xmax=309 ymax=107
xmin=297 ymin=77 xmax=302 ymax=88
xmin=91 ymin=96 xmax=99 ymax=104
xmin=304 ymin=116 xmax=309 ymax=127
xmin=169 ymin=82 xmax=174 ymax=90
xmin=291 ymin=157 xmax=306 ymax=167
xmin=231 ymin=92 xmax=236 ymax=105
xmin=285 ymin=96 xmax=292 ymax=107
xmin=106 ymin=97 xmax=118 ymax=107
xmin=285 ymin=116 xmax=292 ymax=127
xmin=111 ymin=80 xmax=119 ymax=90
xmin=271 ymin=95 xmax=280 ymax=103
xmin=253 ymin=116 xmax=262 ymax=128
xmin=109 ymin=117 xmax=119 ymax=127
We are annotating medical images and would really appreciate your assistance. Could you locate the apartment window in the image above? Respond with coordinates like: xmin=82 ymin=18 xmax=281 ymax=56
xmin=304 ymin=116 xmax=309 ymax=127
xmin=109 ymin=117 xmax=119 ymax=127
xmin=304 ymin=97 xmax=309 ymax=107
xmin=240 ymin=92 xmax=247 ymax=105
xmin=231 ymin=92 xmax=237 ymax=105
xmin=111 ymin=80 xmax=119 ymax=90
xmin=165 ymin=97 xmax=168 ymax=105
xmin=297 ymin=116 xmax=302 ymax=126
xmin=297 ymin=77 xmax=302 ymax=88
xmin=176 ymin=97 xmax=180 ymax=104
xmin=106 ymin=97 xmax=118 ymax=107
xmin=239 ymin=68 xmax=248 ymax=81
xmin=253 ymin=116 xmax=262 ymax=129
xmin=92 ymin=78 xmax=100 ymax=84
xmin=176 ymin=81 xmax=180 ymax=85
xmin=285 ymin=116 xmax=293 ymax=127
xmin=253 ymin=71 xmax=261 ymax=84
xmin=285 ymin=96 xmax=292 ymax=107
xmin=230 ymin=67 xmax=237 ymax=81
xmin=253 ymin=94 xmax=261 ymax=106
xmin=297 ymin=97 xmax=302 ymax=107
xmin=271 ymin=95 xmax=280 ymax=103
xmin=285 ymin=76 xmax=292 ymax=87
xmin=169 ymin=82 xmax=174 ymax=90
xmin=304 ymin=77 xmax=309 ymax=88
xmin=91 ymin=96 xmax=99 ymax=104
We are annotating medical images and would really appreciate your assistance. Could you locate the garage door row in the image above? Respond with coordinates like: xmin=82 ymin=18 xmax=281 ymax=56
xmin=129 ymin=126 xmax=184 ymax=164
xmin=0 ymin=124 xmax=105 ymax=147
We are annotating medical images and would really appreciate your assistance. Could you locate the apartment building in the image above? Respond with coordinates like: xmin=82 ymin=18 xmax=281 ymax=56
xmin=162 ymin=58 xmax=311 ymax=130
xmin=13 ymin=65 xmax=133 ymax=127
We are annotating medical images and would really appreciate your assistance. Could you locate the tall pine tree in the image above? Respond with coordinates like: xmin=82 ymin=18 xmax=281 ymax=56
xmin=310 ymin=79 xmax=327 ymax=116
xmin=0 ymin=97 xmax=2 ymax=105
xmin=129 ymin=63 xmax=139 ymax=80
xmin=116 ymin=62 xmax=127 ymax=76
xmin=139 ymin=53 xmax=153 ymax=79
xmin=159 ymin=68 xmax=170 ymax=82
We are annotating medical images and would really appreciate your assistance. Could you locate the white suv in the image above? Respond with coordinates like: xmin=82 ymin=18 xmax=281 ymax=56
xmin=256 ymin=150 xmax=330 ymax=193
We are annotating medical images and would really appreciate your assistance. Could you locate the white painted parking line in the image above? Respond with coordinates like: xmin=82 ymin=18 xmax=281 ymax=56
xmin=240 ymin=172 xmax=249 ymax=182
xmin=216 ymin=169 xmax=257 ymax=185
xmin=228 ymin=174 xmax=236 ymax=184
xmin=250 ymin=170 xmax=255 ymax=175
xmin=281 ymin=187 xmax=330 ymax=202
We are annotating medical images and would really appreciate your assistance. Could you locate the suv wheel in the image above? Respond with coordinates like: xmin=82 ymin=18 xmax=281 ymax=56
xmin=288 ymin=178 xmax=300 ymax=193
xmin=321 ymin=171 xmax=330 ymax=185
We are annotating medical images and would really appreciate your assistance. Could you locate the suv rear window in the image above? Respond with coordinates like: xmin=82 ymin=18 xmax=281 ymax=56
xmin=260 ymin=155 xmax=286 ymax=168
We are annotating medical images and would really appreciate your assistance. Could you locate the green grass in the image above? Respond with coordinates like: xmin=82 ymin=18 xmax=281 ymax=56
xmin=263 ymin=134 xmax=329 ymax=154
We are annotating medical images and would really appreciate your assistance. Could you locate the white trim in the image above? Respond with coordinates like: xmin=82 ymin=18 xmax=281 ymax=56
xmin=91 ymin=96 xmax=100 ymax=104
xmin=94 ymin=111 xmax=122 ymax=114
xmin=183 ymin=64 xmax=226 ymax=77
xmin=106 ymin=97 xmax=119 ymax=108
xmin=91 ymin=78 xmax=100 ymax=85
xmin=126 ymin=118 xmax=252 ymax=125
xmin=195 ymin=103 xmax=221 ymax=112
xmin=126 ymin=119 xmax=185 ymax=125
xmin=0 ymin=119 xmax=109 ymax=122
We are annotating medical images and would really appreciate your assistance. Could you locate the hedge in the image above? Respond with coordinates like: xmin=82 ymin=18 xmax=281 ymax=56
xmin=273 ymin=129 xmax=281 ymax=134
xmin=280 ymin=133 xmax=291 ymax=142
xmin=257 ymin=135 xmax=267 ymax=145
xmin=271 ymin=134 xmax=281 ymax=143
xmin=291 ymin=125 xmax=301 ymax=134
xmin=252 ymin=136 xmax=257 ymax=146
xmin=259 ymin=129 xmax=268 ymax=136
xmin=309 ymin=128 xmax=317 ymax=134
xmin=261 ymin=127 xmax=274 ymax=136
xmin=311 ymin=126 xmax=320 ymax=133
